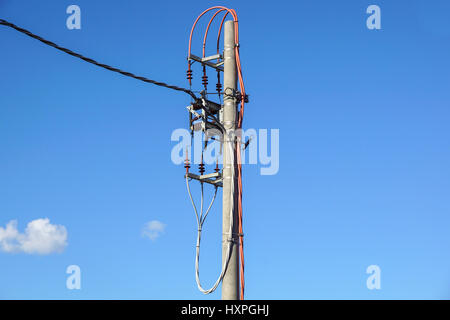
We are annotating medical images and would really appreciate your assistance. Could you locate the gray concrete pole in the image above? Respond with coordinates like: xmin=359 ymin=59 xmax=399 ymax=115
xmin=221 ymin=20 xmax=239 ymax=300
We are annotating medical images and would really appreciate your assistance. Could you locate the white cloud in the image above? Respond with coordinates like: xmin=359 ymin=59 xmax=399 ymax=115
xmin=142 ymin=220 xmax=166 ymax=241
xmin=0 ymin=218 xmax=68 ymax=255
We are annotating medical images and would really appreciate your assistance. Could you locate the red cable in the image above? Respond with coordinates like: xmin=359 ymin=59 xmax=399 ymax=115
xmin=216 ymin=11 xmax=230 ymax=55
xmin=202 ymin=9 xmax=226 ymax=58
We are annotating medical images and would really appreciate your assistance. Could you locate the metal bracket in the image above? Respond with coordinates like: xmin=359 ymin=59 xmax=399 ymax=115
xmin=188 ymin=54 xmax=224 ymax=72
xmin=187 ymin=105 xmax=203 ymax=119
xmin=185 ymin=172 xmax=223 ymax=187
xmin=224 ymin=88 xmax=249 ymax=103
xmin=201 ymin=53 xmax=222 ymax=62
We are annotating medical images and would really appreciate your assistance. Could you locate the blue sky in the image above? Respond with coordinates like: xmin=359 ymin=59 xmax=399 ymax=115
xmin=1 ymin=0 xmax=450 ymax=299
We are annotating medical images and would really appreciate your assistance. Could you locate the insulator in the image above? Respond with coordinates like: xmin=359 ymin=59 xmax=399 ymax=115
xmin=186 ymin=69 xmax=193 ymax=85
xmin=184 ymin=150 xmax=190 ymax=173
xmin=198 ymin=153 xmax=206 ymax=175
xmin=202 ymin=76 xmax=208 ymax=89
xmin=202 ymin=66 xmax=208 ymax=91
xmin=214 ymin=159 xmax=220 ymax=173
xmin=186 ymin=69 xmax=193 ymax=80
xmin=199 ymin=162 xmax=205 ymax=175
xmin=216 ymin=72 xmax=221 ymax=95
xmin=216 ymin=82 xmax=222 ymax=94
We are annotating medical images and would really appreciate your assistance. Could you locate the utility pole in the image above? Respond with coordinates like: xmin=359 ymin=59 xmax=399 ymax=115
xmin=221 ymin=20 xmax=239 ymax=300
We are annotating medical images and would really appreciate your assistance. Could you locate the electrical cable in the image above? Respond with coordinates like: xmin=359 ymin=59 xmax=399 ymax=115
xmin=0 ymin=19 xmax=197 ymax=100
xmin=185 ymin=141 xmax=233 ymax=294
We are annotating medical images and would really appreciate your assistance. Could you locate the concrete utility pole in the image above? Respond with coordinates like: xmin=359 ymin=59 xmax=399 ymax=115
xmin=221 ymin=20 xmax=239 ymax=300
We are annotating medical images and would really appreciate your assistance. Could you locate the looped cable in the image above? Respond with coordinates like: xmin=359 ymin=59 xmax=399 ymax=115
xmin=186 ymin=139 xmax=235 ymax=295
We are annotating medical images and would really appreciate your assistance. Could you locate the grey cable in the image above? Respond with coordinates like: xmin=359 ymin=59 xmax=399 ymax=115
xmin=185 ymin=138 xmax=234 ymax=294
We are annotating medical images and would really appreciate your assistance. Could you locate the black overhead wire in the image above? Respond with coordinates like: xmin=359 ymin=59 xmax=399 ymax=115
xmin=0 ymin=19 xmax=198 ymax=100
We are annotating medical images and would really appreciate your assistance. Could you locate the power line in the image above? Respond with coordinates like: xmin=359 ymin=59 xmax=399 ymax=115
xmin=0 ymin=19 xmax=197 ymax=100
